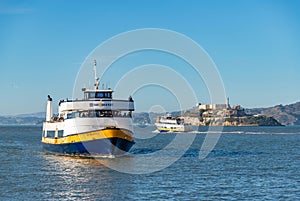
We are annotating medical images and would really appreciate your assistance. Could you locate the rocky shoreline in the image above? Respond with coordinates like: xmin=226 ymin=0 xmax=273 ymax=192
xmin=181 ymin=115 xmax=282 ymax=127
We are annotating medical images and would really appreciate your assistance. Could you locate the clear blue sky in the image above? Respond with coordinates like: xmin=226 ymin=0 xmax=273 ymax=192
xmin=1 ymin=0 xmax=300 ymax=115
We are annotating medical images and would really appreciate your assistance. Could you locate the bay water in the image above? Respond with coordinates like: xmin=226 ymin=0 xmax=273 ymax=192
xmin=0 ymin=125 xmax=299 ymax=200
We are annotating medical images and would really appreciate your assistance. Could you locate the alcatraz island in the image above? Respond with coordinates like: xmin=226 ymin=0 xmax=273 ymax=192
xmin=181 ymin=98 xmax=282 ymax=126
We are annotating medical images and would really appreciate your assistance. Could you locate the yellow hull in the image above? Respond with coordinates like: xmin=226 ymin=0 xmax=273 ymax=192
xmin=42 ymin=128 xmax=133 ymax=145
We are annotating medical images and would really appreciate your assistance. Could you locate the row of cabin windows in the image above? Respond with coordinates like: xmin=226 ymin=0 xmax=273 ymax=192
xmin=66 ymin=110 xmax=132 ymax=119
xmin=43 ymin=130 xmax=64 ymax=138
xmin=86 ymin=92 xmax=112 ymax=99
xmin=162 ymin=127 xmax=176 ymax=129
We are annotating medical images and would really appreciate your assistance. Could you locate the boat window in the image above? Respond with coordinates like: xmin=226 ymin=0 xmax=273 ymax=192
xmin=113 ymin=111 xmax=120 ymax=117
xmin=79 ymin=111 xmax=89 ymax=117
xmin=75 ymin=112 xmax=80 ymax=118
xmin=67 ymin=113 xmax=74 ymax=119
xmin=58 ymin=130 xmax=64 ymax=138
xmin=96 ymin=92 xmax=104 ymax=98
xmin=95 ymin=110 xmax=101 ymax=117
xmin=105 ymin=93 xmax=111 ymax=98
xmin=89 ymin=110 xmax=96 ymax=117
xmin=101 ymin=110 xmax=113 ymax=117
xmin=89 ymin=92 xmax=96 ymax=98
xmin=114 ymin=111 xmax=132 ymax=117
xmin=67 ymin=112 xmax=79 ymax=119
xmin=95 ymin=92 xmax=112 ymax=98
xmin=47 ymin=131 xmax=55 ymax=138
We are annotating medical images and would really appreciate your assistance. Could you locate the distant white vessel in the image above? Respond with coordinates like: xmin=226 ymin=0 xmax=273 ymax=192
xmin=155 ymin=113 xmax=193 ymax=132
xmin=42 ymin=60 xmax=135 ymax=156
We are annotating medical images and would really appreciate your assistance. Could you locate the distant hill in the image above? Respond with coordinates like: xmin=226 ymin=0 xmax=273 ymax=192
xmin=15 ymin=112 xmax=46 ymax=118
xmin=0 ymin=116 xmax=44 ymax=125
xmin=0 ymin=112 xmax=45 ymax=125
xmin=246 ymin=102 xmax=300 ymax=126
xmin=133 ymin=112 xmax=151 ymax=124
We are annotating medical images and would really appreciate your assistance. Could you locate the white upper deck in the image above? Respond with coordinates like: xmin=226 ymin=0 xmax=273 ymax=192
xmin=58 ymin=97 xmax=134 ymax=113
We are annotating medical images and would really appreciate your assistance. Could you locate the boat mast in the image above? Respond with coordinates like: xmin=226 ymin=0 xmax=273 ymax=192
xmin=93 ymin=59 xmax=99 ymax=90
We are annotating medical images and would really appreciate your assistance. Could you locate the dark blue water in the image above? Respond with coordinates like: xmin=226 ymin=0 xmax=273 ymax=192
xmin=0 ymin=125 xmax=299 ymax=200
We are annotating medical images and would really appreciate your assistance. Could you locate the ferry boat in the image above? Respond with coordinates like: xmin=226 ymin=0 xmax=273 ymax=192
xmin=42 ymin=60 xmax=135 ymax=156
xmin=155 ymin=113 xmax=193 ymax=132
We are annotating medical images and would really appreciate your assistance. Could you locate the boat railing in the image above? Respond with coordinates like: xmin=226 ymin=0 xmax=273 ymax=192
xmin=59 ymin=98 xmax=134 ymax=105
xmin=65 ymin=110 xmax=132 ymax=119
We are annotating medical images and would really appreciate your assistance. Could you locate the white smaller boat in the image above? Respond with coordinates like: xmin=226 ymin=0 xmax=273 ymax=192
xmin=155 ymin=113 xmax=193 ymax=132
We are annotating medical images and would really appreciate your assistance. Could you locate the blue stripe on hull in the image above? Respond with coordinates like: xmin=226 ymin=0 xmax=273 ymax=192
xmin=42 ymin=138 xmax=135 ymax=155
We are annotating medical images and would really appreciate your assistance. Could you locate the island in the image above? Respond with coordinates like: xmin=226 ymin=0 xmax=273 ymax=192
xmin=182 ymin=98 xmax=282 ymax=126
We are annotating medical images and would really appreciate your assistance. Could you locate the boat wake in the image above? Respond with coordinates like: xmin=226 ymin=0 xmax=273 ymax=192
xmin=192 ymin=131 xmax=300 ymax=135
xmin=151 ymin=129 xmax=300 ymax=135
xmin=92 ymin=154 xmax=116 ymax=159
xmin=152 ymin=129 xmax=160 ymax=133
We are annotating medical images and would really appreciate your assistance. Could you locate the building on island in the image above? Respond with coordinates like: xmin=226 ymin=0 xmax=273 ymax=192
xmin=198 ymin=98 xmax=246 ymax=119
